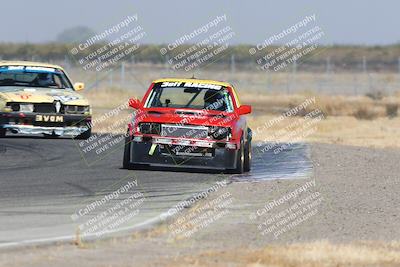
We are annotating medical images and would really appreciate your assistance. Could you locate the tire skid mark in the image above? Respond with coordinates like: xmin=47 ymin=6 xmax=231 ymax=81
xmin=231 ymin=142 xmax=312 ymax=182
xmin=0 ymin=138 xmax=73 ymax=170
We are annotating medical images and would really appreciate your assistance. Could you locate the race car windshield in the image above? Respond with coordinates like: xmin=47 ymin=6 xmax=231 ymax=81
xmin=0 ymin=66 xmax=73 ymax=89
xmin=145 ymin=85 xmax=234 ymax=112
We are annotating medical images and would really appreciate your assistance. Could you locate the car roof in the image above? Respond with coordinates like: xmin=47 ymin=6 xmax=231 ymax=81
xmin=152 ymin=78 xmax=233 ymax=88
xmin=0 ymin=61 xmax=65 ymax=71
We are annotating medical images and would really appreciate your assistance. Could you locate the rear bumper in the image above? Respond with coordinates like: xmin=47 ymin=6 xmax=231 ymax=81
xmin=129 ymin=137 xmax=239 ymax=170
xmin=0 ymin=112 xmax=91 ymax=137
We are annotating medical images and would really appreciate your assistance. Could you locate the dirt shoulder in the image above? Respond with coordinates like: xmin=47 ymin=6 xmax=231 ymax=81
xmin=249 ymin=115 xmax=400 ymax=149
xmin=1 ymin=143 xmax=400 ymax=267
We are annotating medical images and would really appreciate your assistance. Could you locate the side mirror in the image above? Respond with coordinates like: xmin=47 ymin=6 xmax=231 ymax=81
xmin=74 ymin=82 xmax=85 ymax=91
xmin=129 ymin=98 xmax=141 ymax=109
xmin=237 ymin=105 xmax=252 ymax=115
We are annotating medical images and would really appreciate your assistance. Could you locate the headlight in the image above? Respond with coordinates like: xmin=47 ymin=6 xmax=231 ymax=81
xmin=5 ymin=103 xmax=34 ymax=112
xmin=65 ymin=105 xmax=90 ymax=114
xmin=80 ymin=106 xmax=90 ymax=113
xmin=20 ymin=104 xmax=34 ymax=112
xmin=209 ymin=126 xmax=230 ymax=140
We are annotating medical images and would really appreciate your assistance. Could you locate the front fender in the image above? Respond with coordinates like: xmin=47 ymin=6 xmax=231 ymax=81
xmin=230 ymin=115 xmax=249 ymax=145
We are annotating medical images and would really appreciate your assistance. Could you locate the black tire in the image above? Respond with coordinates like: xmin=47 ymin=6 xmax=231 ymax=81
xmin=0 ymin=128 xmax=5 ymax=138
xmin=123 ymin=133 xmax=133 ymax=169
xmin=233 ymin=139 xmax=245 ymax=174
xmin=244 ymin=140 xmax=251 ymax=172
xmin=76 ymin=129 xmax=92 ymax=140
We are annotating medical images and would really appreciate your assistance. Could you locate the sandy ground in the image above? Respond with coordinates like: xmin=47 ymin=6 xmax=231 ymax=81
xmin=1 ymin=143 xmax=399 ymax=266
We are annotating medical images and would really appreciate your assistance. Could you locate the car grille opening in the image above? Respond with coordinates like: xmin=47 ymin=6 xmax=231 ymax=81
xmin=160 ymin=145 xmax=214 ymax=157
xmin=209 ymin=126 xmax=230 ymax=140
xmin=139 ymin=123 xmax=161 ymax=134
xmin=161 ymin=124 xmax=209 ymax=139
xmin=34 ymin=103 xmax=56 ymax=113
xmin=6 ymin=102 xmax=88 ymax=114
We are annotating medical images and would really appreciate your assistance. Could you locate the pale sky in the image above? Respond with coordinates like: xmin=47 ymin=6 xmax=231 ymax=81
xmin=1 ymin=0 xmax=398 ymax=45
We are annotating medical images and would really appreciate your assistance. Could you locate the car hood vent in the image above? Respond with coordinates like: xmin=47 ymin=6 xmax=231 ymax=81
xmin=175 ymin=110 xmax=203 ymax=116
xmin=147 ymin=110 xmax=165 ymax=115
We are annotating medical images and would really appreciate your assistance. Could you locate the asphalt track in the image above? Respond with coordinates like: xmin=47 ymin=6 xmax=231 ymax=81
xmin=0 ymin=136 xmax=312 ymax=248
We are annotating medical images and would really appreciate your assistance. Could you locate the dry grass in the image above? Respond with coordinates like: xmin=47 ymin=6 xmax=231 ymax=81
xmin=249 ymin=115 xmax=400 ymax=149
xmin=242 ymin=93 xmax=400 ymax=118
xmin=81 ymin=87 xmax=137 ymax=109
xmin=164 ymin=241 xmax=400 ymax=267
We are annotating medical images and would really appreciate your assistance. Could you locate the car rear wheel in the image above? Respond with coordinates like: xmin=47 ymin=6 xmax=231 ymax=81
xmin=0 ymin=128 xmax=5 ymax=138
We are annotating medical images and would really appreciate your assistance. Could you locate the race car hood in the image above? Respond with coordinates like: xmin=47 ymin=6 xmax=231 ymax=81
xmin=139 ymin=108 xmax=237 ymax=127
xmin=0 ymin=86 xmax=89 ymax=106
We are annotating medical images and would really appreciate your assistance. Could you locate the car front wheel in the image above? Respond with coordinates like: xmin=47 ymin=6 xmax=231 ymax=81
xmin=123 ymin=131 xmax=133 ymax=169
xmin=244 ymin=140 xmax=251 ymax=172
xmin=233 ymin=139 xmax=245 ymax=174
xmin=76 ymin=129 xmax=91 ymax=140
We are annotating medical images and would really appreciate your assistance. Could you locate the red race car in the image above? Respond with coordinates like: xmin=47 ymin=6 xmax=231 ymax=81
xmin=123 ymin=78 xmax=252 ymax=173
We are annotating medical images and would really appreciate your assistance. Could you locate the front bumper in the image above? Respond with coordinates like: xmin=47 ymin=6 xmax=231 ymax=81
xmin=0 ymin=112 xmax=91 ymax=137
xmin=2 ymin=124 xmax=89 ymax=136
xmin=128 ymin=135 xmax=239 ymax=170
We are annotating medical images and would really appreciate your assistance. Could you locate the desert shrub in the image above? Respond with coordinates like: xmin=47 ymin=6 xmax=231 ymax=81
xmin=386 ymin=103 xmax=398 ymax=118
xmin=365 ymin=90 xmax=386 ymax=101
xmin=353 ymin=106 xmax=379 ymax=120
